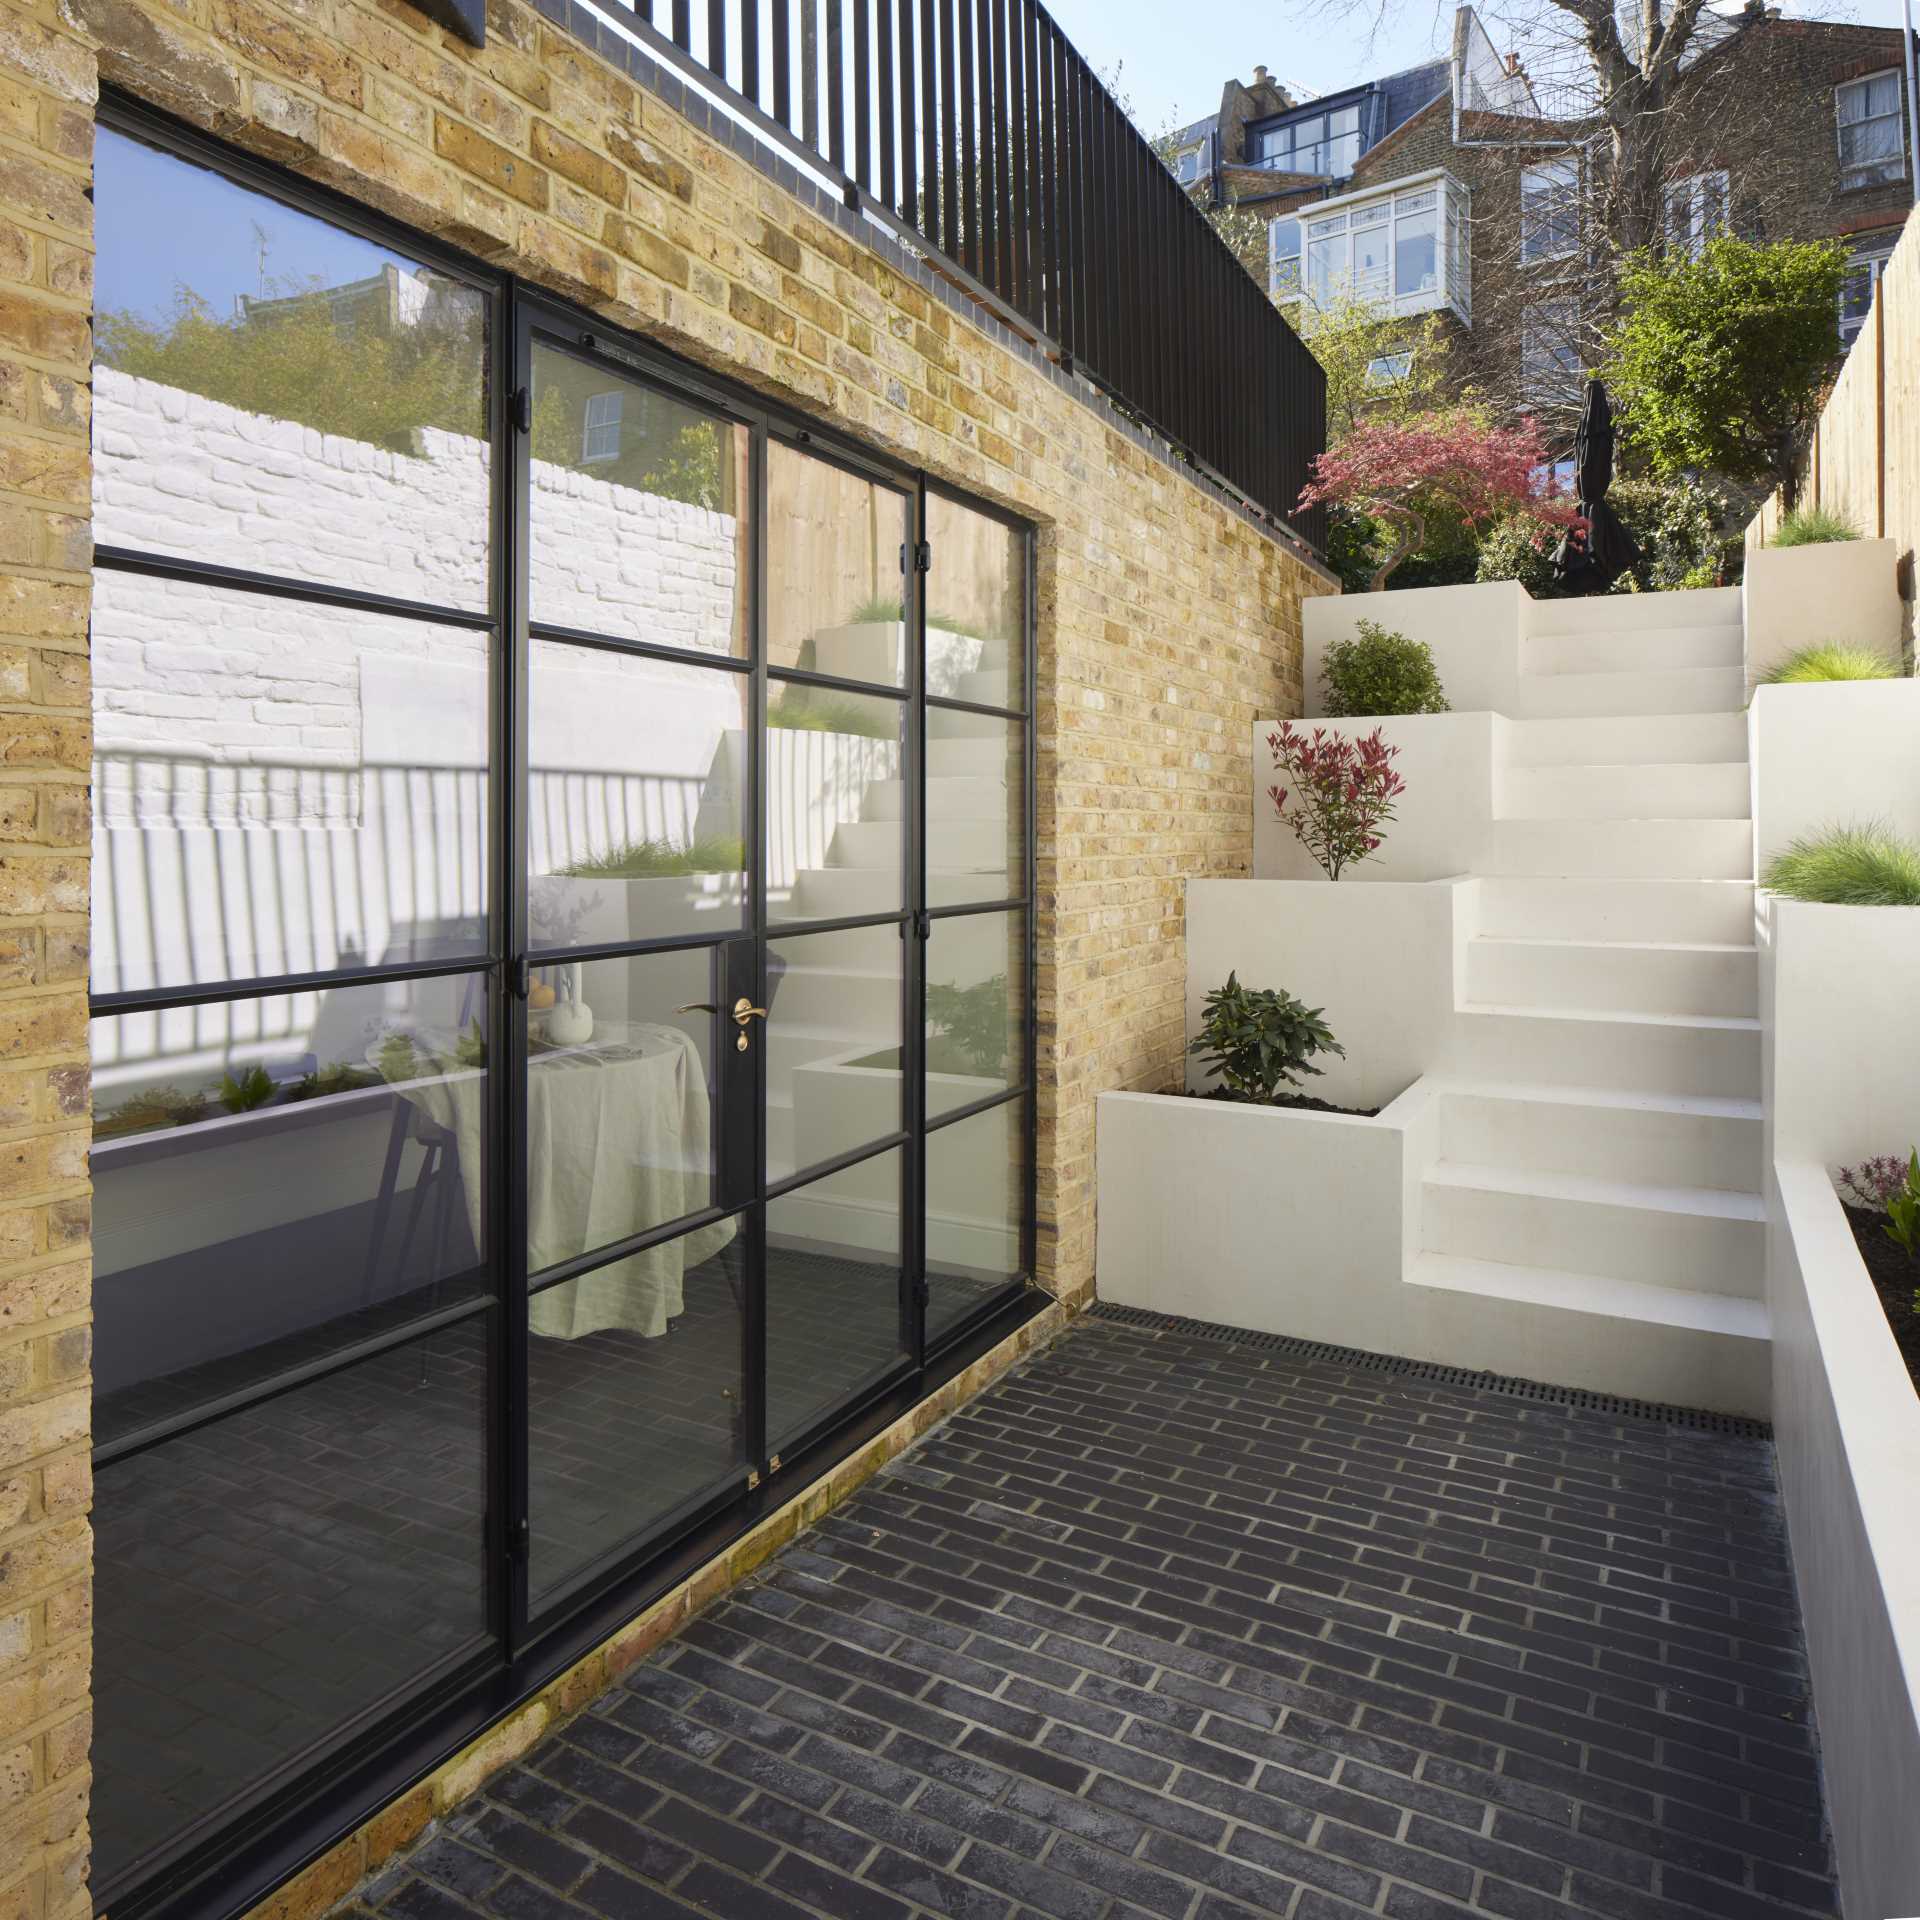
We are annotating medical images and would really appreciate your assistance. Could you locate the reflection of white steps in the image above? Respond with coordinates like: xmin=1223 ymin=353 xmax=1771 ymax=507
xmin=1483 ymin=818 xmax=1752 ymax=878
xmin=1422 ymin=1162 xmax=1764 ymax=1298
xmin=1466 ymin=935 xmax=1757 ymax=1019
xmin=1475 ymin=877 xmax=1754 ymax=945
xmin=829 ymin=818 xmax=1008 ymax=871
xmin=1526 ymin=625 xmax=1743 ymax=675
xmin=1514 ymin=665 xmax=1745 ymax=720
xmin=929 ymin=705 xmax=1012 ymax=739
xmin=1506 ymin=711 xmax=1749 ymax=767
xmin=863 ymin=776 xmax=1009 ymax=822
xmin=1502 ymin=761 xmax=1750 ymax=821
xmin=929 ymin=736 xmax=1015 ymax=778
xmin=770 ymin=963 xmax=901 ymax=1030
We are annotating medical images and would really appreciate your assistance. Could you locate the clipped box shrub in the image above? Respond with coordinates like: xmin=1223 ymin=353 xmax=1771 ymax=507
xmin=1320 ymin=620 xmax=1449 ymax=717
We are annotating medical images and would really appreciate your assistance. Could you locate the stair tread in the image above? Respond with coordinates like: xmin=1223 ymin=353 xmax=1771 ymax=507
xmin=1433 ymin=1078 xmax=1762 ymax=1122
xmin=1428 ymin=1159 xmax=1765 ymax=1218
xmin=1465 ymin=1001 xmax=1760 ymax=1033
xmin=1408 ymin=1252 xmax=1771 ymax=1338
xmin=1469 ymin=934 xmax=1757 ymax=956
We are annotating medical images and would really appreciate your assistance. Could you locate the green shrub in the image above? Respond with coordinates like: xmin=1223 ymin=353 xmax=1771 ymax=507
xmin=767 ymin=690 xmax=898 ymax=738
xmin=1187 ymin=972 xmax=1345 ymax=1103
xmin=218 ymin=1065 xmax=276 ymax=1113
xmin=1772 ymin=506 xmax=1860 ymax=547
xmin=94 ymin=1083 xmax=209 ymax=1140
xmin=1474 ymin=474 xmax=1736 ymax=597
xmin=926 ymin=974 xmax=1009 ymax=1077
xmin=1760 ymin=821 xmax=1920 ymax=905
xmin=562 ymin=835 xmax=745 ymax=878
xmin=1760 ymin=643 xmax=1900 ymax=685
xmin=1474 ymin=515 xmax=1562 ymax=596
xmin=1320 ymin=620 xmax=1449 ymax=717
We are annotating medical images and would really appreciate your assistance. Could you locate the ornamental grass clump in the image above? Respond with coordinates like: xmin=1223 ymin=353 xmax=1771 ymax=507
xmin=1760 ymin=821 xmax=1920 ymax=906
xmin=1761 ymin=643 xmax=1899 ymax=685
xmin=1321 ymin=621 xmax=1450 ymax=717
xmin=1772 ymin=506 xmax=1860 ymax=547
xmin=1266 ymin=721 xmax=1406 ymax=880
xmin=1189 ymin=972 xmax=1345 ymax=1104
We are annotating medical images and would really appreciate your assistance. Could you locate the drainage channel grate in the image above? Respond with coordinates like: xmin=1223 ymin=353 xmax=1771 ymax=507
xmin=1086 ymin=1302 xmax=1773 ymax=1440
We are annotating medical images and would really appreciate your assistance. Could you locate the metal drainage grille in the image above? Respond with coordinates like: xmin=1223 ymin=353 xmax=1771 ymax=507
xmin=1086 ymin=1302 xmax=1773 ymax=1440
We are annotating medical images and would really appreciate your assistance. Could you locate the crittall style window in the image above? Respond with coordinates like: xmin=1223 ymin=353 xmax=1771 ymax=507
xmin=1298 ymin=173 xmax=1470 ymax=323
xmin=1836 ymin=71 xmax=1907 ymax=189
xmin=1519 ymin=158 xmax=1580 ymax=264
xmin=88 ymin=103 xmax=1038 ymax=1915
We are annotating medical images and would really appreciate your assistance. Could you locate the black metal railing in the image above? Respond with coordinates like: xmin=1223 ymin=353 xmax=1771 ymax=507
xmin=593 ymin=1 xmax=1327 ymax=547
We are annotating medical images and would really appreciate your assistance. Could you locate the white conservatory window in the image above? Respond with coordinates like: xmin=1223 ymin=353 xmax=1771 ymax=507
xmin=1519 ymin=159 xmax=1579 ymax=263
xmin=1663 ymin=171 xmax=1728 ymax=258
xmin=1269 ymin=216 xmax=1303 ymax=303
xmin=1298 ymin=172 xmax=1470 ymax=323
xmin=1837 ymin=72 xmax=1906 ymax=189
xmin=582 ymin=389 xmax=623 ymax=464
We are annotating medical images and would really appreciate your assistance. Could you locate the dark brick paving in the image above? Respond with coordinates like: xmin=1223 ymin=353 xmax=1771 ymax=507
xmin=334 ymin=1314 xmax=1840 ymax=1920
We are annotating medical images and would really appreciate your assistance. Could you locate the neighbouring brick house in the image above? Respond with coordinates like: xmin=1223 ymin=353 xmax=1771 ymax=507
xmin=1176 ymin=3 xmax=1918 ymax=442
xmin=0 ymin=2 xmax=1334 ymax=1917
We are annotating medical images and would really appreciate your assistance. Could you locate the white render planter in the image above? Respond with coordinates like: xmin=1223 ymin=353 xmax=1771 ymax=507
xmin=1742 ymin=537 xmax=1905 ymax=691
xmin=1303 ymin=582 xmax=1526 ymax=717
xmin=1748 ymin=678 xmax=1920 ymax=871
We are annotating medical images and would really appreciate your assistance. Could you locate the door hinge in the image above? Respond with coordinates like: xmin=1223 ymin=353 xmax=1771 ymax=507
xmin=507 ymin=1515 xmax=530 ymax=1563
xmin=511 ymin=954 xmax=532 ymax=1000
xmin=511 ymin=386 xmax=532 ymax=433
xmin=768 ymin=1452 xmax=783 ymax=1475
xmin=746 ymin=1467 xmax=762 ymax=1492
xmin=913 ymin=908 xmax=932 ymax=941
xmin=913 ymin=1277 xmax=931 ymax=1308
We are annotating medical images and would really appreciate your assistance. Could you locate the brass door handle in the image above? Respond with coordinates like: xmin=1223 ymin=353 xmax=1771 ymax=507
xmin=676 ymin=1002 xmax=717 ymax=1015
xmin=732 ymin=998 xmax=769 ymax=1024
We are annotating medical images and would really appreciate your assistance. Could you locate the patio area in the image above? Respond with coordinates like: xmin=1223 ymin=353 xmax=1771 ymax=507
xmin=337 ymin=1310 xmax=1838 ymax=1920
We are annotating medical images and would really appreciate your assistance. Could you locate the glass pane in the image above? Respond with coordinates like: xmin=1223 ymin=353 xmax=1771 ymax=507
xmin=528 ymin=343 xmax=748 ymax=655
xmin=92 ymin=1318 xmax=489 ymax=1886
xmin=924 ymin=494 xmax=1027 ymax=708
xmin=91 ymin=974 xmax=490 ymax=1446
xmin=767 ymin=1148 xmax=909 ymax=1449
xmin=529 ymin=1224 xmax=746 ymax=1601
xmin=1395 ymin=208 xmax=1438 ymax=296
xmin=92 ymin=578 xmax=490 ymax=998
xmin=927 ymin=1098 xmax=1026 ymax=1341
xmin=927 ymin=911 xmax=1025 ymax=1114
xmin=767 ymin=925 xmax=903 ymax=1185
xmin=529 ymin=641 xmax=747 ymax=941
xmin=767 ymin=682 xmax=904 ymax=924
xmin=927 ymin=709 xmax=1023 ymax=907
xmin=766 ymin=440 xmax=912 ymax=686
xmin=1307 ymin=231 xmax=1348 ymax=302
xmin=93 ymin=127 xmax=490 ymax=611
xmin=525 ymin=948 xmax=723 ymax=1280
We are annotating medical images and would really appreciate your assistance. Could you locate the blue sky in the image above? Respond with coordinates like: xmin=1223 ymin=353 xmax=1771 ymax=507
xmin=1044 ymin=0 xmax=1917 ymax=139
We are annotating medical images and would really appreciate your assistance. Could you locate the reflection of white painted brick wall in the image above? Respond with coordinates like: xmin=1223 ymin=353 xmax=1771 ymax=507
xmin=91 ymin=368 xmax=740 ymax=819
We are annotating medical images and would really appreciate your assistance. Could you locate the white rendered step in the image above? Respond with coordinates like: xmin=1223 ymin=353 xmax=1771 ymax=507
xmin=1406 ymin=1253 xmax=1770 ymax=1416
xmin=1526 ymin=625 xmax=1743 ymax=676
xmin=1445 ymin=1007 xmax=1761 ymax=1101
xmin=785 ymin=867 xmax=991 ymax=919
xmin=1483 ymin=818 xmax=1752 ymax=879
xmin=1502 ymin=761 xmax=1750 ymax=822
xmin=1467 ymin=936 xmax=1757 ymax=1019
xmin=1436 ymin=1082 xmax=1762 ymax=1194
xmin=929 ymin=736 xmax=1017 ymax=779
xmin=1422 ymin=1162 xmax=1765 ymax=1298
xmin=1514 ymin=665 xmax=1747 ymax=720
xmin=1525 ymin=585 xmax=1741 ymax=633
xmin=1475 ymin=878 xmax=1755 ymax=945
xmin=1504 ymin=712 xmax=1750 ymax=768
xmin=767 ymin=964 xmax=903 ymax=1029
xmin=928 ymin=705 xmax=1011 ymax=739
xmin=953 ymin=667 xmax=1018 ymax=708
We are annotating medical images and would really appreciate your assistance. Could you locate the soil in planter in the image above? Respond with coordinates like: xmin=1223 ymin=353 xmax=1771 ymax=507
xmin=1842 ymin=1203 xmax=1920 ymax=1394
xmin=1180 ymin=1088 xmax=1382 ymax=1119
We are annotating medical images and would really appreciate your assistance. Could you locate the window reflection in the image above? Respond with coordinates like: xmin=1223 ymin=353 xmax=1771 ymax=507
xmin=927 ymin=1099 xmax=1027 ymax=1340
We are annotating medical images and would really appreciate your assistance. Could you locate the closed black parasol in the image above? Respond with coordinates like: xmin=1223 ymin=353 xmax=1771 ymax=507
xmin=1553 ymin=379 xmax=1642 ymax=594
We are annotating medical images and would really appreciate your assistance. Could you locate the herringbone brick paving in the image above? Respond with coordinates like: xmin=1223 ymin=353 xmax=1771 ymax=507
xmin=339 ymin=1314 xmax=1838 ymax=1920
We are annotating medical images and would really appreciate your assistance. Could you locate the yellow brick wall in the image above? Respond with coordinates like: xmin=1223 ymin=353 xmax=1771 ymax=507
xmin=0 ymin=0 xmax=96 ymax=1913
xmin=0 ymin=0 xmax=1331 ymax=1909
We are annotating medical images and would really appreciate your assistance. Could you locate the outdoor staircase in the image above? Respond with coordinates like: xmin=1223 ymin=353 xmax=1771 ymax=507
xmin=1415 ymin=586 xmax=1771 ymax=1407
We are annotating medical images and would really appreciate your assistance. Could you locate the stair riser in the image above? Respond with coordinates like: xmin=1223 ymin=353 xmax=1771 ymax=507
xmin=1439 ymin=1093 xmax=1762 ymax=1194
xmin=1484 ymin=820 xmax=1752 ymax=879
xmin=1515 ymin=668 xmax=1746 ymax=720
xmin=1446 ymin=1011 xmax=1762 ymax=1101
xmin=1505 ymin=713 xmax=1750 ymax=768
xmin=864 ymin=776 xmax=1010 ymax=823
xmin=1468 ymin=941 xmax=1758 ymax=1019
xmin=785 ymin=868 xmax=994 ymax=918
xmin=1422 ymin=1183 xmax=1765 ymax=1298
xmin=1526 ymin=628 xmax=1744 ymax=675
xmin=830 ymin=819 xmax=1018 ymax=871
xmin=929 ymin=737 xmax=1017 ymax=779
xmin=769 ymin=970 xmax=906 ymax=1031
xmin=1525 ymin=585 xmax=1741 ymax=636
xmin=1503 ymin=763 xmax=1750 ymax=822
xmin=1475 ymin=879 xmax=1755 ymax=945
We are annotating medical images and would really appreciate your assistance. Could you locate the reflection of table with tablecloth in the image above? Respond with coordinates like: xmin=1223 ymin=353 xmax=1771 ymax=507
xmin=390 ymin=1021 xmax=734 ymax=1339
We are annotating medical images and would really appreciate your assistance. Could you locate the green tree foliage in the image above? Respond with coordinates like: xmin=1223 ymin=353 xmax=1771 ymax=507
xmin=99 ymin=280 xmax=486 ymax=452
xmin=1294 ymin=291 xmax=1457 ymax=444
xmin=1602 ymin=236 xmax=1849 ymax=510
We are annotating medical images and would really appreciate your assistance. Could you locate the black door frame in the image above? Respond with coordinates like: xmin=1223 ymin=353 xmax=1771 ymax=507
xmin=89 ymin=92 xmax=1043 ymax=1920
